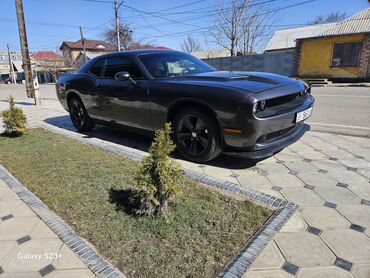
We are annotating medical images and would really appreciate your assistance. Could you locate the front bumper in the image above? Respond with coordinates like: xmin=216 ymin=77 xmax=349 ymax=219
xmin=222 ymin=84 xmax=314 ymax=158
xmin=224 ymin=122 xmax=309 ymax=159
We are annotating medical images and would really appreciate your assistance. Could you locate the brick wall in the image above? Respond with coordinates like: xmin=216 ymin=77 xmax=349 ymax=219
xmin=358 ymin=36 xmax=370 ymax=80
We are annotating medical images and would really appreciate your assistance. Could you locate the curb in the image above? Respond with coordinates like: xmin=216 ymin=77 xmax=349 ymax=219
xmin=219 ymin=205 xmax=297 ymax=278
xmin=0 ymin=165 xmax=125 ymax=278
xmin=309 ymin=123 xmax=370 ymax=138
xmin=41 ymin=123 xmax=298 ymax=277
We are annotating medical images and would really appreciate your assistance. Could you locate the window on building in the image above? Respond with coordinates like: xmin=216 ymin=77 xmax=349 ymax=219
xmin=332 ymin=42 xmax=362 ymax=67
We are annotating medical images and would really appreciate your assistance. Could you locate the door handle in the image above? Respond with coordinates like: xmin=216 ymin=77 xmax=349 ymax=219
xmin=95 ymin=83 xmax=103 ymax=88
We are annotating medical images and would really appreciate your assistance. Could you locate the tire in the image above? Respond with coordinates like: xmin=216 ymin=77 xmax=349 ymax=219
xmin=173 ymin=108 xmax=222 ymax=163
xmin=68 ymin=97 xmax=95 ymax=132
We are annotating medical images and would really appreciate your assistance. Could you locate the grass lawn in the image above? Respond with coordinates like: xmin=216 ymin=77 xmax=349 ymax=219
xmin=0 ymin=129 xmax=271 ymax=278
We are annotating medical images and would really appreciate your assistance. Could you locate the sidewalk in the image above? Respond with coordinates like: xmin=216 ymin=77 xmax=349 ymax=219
xmin=0 ymin=178 xmax=95 ymax=277
xmin=0 ymin=95 xmax=369 ymax=278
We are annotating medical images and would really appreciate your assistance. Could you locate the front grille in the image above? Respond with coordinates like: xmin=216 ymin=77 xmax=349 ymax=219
xmin=255 ymin=92 xmax=307 ymax=118
xmin=257 ymin=125 xmax=296 ymax=144
xmin=266 ymin=93 xmax=300 ymax=108
xmin=266 ymin=126 xmax=295 ymax=142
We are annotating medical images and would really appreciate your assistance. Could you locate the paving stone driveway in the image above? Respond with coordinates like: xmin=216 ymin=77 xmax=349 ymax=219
xmin=0 ymin=177 xmax=95 ymax=277
xmin=0 ymin=98 xmax=369 ymax=278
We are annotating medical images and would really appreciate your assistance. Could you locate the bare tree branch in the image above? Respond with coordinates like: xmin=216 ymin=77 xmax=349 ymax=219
xmin=210 ymin=0 xmax=276 ymax=56
xmin=101 ymin=20 xmax=134 ymax=50
xmin=307 ymin=11 xmax=347 ymax=25
xmin=181 ymin=35 xmax=202 ymax=53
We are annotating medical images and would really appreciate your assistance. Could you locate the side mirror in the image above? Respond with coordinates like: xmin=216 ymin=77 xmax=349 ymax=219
xmin=114 ymin=71 xmax=130 ymax=81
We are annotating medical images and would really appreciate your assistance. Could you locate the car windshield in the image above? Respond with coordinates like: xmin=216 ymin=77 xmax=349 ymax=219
xmin=139 ymin=52 xmax=215 ymax=78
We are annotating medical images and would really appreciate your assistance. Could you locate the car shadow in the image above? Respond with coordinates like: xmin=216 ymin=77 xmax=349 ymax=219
xmin=44 ymin=115 xmax=260 ymax=170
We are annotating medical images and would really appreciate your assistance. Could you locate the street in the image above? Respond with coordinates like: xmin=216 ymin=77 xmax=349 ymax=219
xmin=309 ymin=87 xmax=370 ymax=137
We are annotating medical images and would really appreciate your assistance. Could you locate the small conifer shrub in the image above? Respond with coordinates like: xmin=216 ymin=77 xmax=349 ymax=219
xmin=2 ymin=95 xmax=27 ymax=137
xmin=133 ymin=123 xmax=183 ymax=217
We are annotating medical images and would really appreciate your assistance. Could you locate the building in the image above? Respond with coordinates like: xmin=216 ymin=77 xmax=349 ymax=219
xmin=60 ymin=39 xmax=115 ymax=67
xmin=264 ymin=23 xmax=336 ymax=53
xmin=296 ymin=8 xmax=370 ymax=81
xmin=0 ymin=50 xmax=23 ymax=83
xmin=74 ymin=51 xmax=103 ymax=68
xmin=31 ymin=51 xmax=65 ymax=83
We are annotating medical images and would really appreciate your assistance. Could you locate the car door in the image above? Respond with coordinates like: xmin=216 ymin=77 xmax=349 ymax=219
xmin=89 ymin=56 xmax=152 ymax=131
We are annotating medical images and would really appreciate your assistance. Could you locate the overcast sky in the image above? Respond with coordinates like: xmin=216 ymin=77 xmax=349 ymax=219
xmin=0 ymin=0 xmax=369 ymax=53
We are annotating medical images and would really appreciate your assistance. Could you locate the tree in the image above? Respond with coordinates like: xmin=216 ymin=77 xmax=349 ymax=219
xmin=307 ymin=11 xmax=347 ymax=25
xmin=181 ymin=35 xmax=202 ymax=53
xmin=102 ymin=21 xmax=134 ymax=50
xmin=238 ymin=2 xmax=277 ymax=55
xmin=211 ymin=0 xmax=276 ymax=56
xmin=2 ymin=95 xmax=27 ymax=137
xmin=133 ymin=123 xmax=183 ymax=217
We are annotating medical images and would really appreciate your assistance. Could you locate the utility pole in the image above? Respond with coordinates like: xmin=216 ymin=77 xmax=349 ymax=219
xmin=114 ymin=0 xmax=121 ymax=51
xmin=79 ymin=26 xmax=87 ymax=63
xmin=7 ymin=44 xmax=15 ymax=84
xmin=15 ymin=0 xmax=40 ymax=105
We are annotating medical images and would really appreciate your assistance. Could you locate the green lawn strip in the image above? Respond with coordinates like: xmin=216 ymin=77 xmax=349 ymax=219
xmin=0 ymin=129 xmax=271 ymax=278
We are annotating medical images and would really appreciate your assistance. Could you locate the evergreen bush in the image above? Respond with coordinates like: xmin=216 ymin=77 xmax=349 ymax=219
xmin=133 ymin=123 xmax=183 ymax=217
xmin=2 ymin=95 xmax=27 ymax=137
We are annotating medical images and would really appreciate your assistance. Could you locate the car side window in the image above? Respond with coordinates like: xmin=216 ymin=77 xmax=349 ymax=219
xmin=101 ymin=57 xmax=144 ymax=80
xmin=88 ymin=59 xmax=105 ymax=77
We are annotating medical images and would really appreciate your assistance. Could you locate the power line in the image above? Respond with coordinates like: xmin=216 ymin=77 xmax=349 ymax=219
xmin=126 ymin=0 xmax=317 ymax=36
xmin=0 ymin=17 xmax=92 ymax=29
xmin=5 ymin=0 xmax=318 ymax=51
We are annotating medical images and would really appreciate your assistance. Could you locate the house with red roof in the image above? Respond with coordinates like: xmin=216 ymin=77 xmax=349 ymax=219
xmin=60 ymin=39 xmax=115 ymax=67
xmin=31 ymin=51 xmax=65 ymax=83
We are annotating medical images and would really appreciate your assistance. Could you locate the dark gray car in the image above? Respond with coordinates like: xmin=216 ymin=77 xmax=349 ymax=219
xmin=56 ymin=50 xmax=314 ymax=163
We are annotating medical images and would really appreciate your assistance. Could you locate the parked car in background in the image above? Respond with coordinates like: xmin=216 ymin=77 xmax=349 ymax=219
xmin=56 ymin=50 xmax=314 ymax=163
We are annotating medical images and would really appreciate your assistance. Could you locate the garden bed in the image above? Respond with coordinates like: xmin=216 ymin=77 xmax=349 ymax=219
xmin=0 ymin=129 xmax=271 ymax=277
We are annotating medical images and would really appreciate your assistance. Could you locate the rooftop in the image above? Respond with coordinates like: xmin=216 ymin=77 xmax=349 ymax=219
xmin=265 ymin=7 xmax=370 ymax=51
xmin=265 ymin=23 xmax=336 ymax=51
xmin=321 ymin=7 xmax=370 ymax=36
xmin=31 ymin=51 xmax=63 ymax=61
xmin=60 ymin=39 xmax=116 ymax=51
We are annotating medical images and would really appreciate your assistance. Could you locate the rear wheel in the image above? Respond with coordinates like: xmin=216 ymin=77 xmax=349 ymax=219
xmin=68 ymin=98 xmax=95 ymax=132
xmin=173 ymin=108 xmax=222 ymax=163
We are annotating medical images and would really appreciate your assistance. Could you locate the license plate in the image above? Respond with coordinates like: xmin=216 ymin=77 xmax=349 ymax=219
xmin=296 ymin=107 xmax=312 ymax=123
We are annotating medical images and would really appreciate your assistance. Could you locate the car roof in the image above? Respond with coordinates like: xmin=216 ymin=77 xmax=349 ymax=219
xmin=77 ymin=49 xmax=190 ymax=74
xmin=94 ymin=49 xmax=185 ymax=59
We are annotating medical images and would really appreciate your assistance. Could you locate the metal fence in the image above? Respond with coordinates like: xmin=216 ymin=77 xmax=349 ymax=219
xmin=202 ymin=51 xmax=295 ymax=77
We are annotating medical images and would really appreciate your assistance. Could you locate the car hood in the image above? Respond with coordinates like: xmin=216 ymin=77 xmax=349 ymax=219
xmin=166 ymin=71 xmax=298 ymax=93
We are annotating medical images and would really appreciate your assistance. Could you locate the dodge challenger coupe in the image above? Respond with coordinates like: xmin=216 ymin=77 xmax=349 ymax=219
xmin=56 ymin=50 xmax=314 ymax=163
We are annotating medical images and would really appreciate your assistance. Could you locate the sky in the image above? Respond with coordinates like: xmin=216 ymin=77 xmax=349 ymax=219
xmin=0 ymin=0 xmax=369 ymax=53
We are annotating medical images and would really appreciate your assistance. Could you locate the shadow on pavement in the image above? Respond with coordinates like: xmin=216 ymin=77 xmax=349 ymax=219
xmin=0 ymin=100 xmax=35 ymax=106
xmin=44 ymin=115 xmax=260 ymax=170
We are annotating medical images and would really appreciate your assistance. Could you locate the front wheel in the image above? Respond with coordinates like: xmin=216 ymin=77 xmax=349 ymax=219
xmin=173 ymin=108 xmax=222 ymax=163
xmin=68 ymin=98 xmax=95 ymax=132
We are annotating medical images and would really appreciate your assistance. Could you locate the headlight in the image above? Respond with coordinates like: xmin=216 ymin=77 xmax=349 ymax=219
xmin=254 ymin=100 xmax=267 ymax=112
xmin=259 ymin=100 xmax=267 ymax=110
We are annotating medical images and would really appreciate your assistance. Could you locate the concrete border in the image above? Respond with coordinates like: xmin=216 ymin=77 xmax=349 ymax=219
xmin=309 ymin=122 xmax=370 ymax=138
xmin=0 ymin=165 xmax=125 ymax=278
xmin=2 ymin=123 xmax=298 ymax=277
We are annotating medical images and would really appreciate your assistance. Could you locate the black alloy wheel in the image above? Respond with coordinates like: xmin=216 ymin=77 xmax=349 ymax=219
xmin=174 ymin=108 xmax=221 ymax=163
xmin=69 ymin=98 xmax=95 ymax=132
